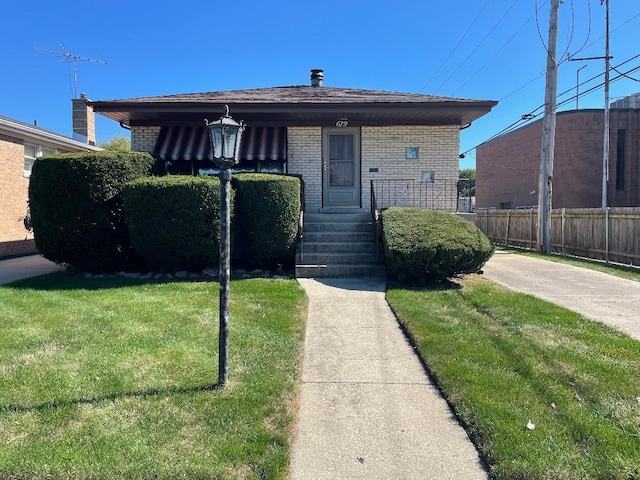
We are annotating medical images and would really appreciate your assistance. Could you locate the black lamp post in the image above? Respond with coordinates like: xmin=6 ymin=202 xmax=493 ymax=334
xmin=205 ymin=105 xmax=245 ymax=386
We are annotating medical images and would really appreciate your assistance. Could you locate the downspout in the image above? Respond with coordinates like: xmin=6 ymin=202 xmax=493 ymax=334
xmin=460 ymin=122 xmax=472 ymax=130
xmin=119 ymin=122 xmax=131 ymax=130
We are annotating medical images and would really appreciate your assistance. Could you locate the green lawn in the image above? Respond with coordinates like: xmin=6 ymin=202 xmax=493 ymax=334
xmin=0 ymin=273 xmax=307 ymax=480
xmin=387 ymin=276 xmax=640 ymax=480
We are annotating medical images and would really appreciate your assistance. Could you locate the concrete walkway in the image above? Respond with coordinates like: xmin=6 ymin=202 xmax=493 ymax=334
xmin=291 ymin=278 xmax=487 ymax=480
xmin=0 ymin=255 xmax=63 ymax=285
xmin=482 ymin=251 xmax=640 ymax=341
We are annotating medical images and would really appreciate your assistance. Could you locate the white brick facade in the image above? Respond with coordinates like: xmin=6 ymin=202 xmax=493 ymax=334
xmin=361 ymin=125 xmax=460 ymax=211
xmin=287 ymin=125 xmax=460 ymax=213
xmin=131 ymin=126 xmax=161 ymax=153
xmin=130 ymin=124 xmax=460 ymax=212
xmin=287 ymin=127 xmax=323 ymax=212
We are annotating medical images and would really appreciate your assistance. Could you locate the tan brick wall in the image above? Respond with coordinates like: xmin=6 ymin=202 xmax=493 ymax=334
xmin=131 ymin=126 xmax=161 ymax=153
xmin=287 ymin=127 xmax=323 ymax=212
xmin=362 ymin=125 xmax=460 ymax=211
xmin=0 ymin=134 xmax=35 ymax=257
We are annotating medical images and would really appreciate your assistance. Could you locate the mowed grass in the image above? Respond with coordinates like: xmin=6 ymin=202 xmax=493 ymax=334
xmin=0 ymin=273 xmax=307 ymax=480
xmin=387 ymin=276 xmax=640 ymax=480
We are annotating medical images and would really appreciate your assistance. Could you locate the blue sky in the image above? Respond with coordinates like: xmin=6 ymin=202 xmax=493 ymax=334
xmin=2 ymin=0 xmax=639 ymax=170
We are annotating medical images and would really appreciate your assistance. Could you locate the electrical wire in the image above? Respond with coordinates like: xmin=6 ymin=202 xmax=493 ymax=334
xmin=451 ymin=2 xmax=546 ymax=96
xmin=460 ymin=58 xmax=640 ymax=156
xmin=418 ymin=0 xmax=492 ymax=93
xmin=433 ymin=0 xmax=522 ymax=95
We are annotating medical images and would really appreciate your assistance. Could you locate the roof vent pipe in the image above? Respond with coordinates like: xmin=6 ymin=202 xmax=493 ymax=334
xmin=310 ymin=69 xmax=324 ymax=87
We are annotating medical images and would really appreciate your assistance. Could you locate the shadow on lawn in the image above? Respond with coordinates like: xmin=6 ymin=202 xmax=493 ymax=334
xmin=0 ymin=383 xmax=223 ymax=414
xmin=3 ymin=271 xmax=213 ymax=292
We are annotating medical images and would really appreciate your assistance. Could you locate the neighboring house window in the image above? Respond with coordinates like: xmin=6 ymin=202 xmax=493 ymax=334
xmin=24 ymin=144 xmax=37 ymax=178
xmin=500 ymin=202 xmax=512 ymax=210
xmin=616 ymin=129 xmax=626 ymax=191
xmin=24 ymin=144 xmax=57 ymax=177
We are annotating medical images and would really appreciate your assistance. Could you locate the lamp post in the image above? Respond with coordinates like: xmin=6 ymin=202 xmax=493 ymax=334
xmin=205 ymin=105 xmax=245 ymax=386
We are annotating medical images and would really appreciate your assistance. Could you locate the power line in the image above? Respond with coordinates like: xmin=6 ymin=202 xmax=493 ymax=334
xmin=418 ymin=0 xmax=492 ymax=93
xmin=433 ymin=0 xmax=522 ymax=95
xmin=451 ymin=2 xmax=545 ymax=96
xmin=462 ymin=59 xmax=640 ymax=155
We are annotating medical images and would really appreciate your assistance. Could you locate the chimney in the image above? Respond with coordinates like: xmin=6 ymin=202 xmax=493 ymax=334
xmin=72 ymin=92 xmax=96 ymax=145
xmin=310 ymin=69 xmax=324 ymax=87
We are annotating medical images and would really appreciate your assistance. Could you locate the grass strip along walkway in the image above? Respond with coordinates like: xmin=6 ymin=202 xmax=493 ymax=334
xmin=0 ymin=274 xmax=306 ymax=480
xmin=387 ymin=276 xmax=640 ymax=480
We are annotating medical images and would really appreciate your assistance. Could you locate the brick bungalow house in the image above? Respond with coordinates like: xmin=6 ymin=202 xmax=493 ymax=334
xmin=0 ymin=99 xmax=101 ymax=258
xmin=90 ymin=70 xmax=497 ymax=214
xmin=91 ymin=70 xmax=497 ymax=276
xmin=476 ymin=94 xmax=640 ymax=210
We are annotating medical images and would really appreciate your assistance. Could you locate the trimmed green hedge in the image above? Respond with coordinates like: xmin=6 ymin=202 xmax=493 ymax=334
xmin=123 ymin=176 xmax=226 ymax=272
xmin=381 ymin=207 xmax=494 ymax=284
xmin=232 ymin=174 xmax=301 ymax=270
xmin=28 ymin=151 xmax=157 ymax=273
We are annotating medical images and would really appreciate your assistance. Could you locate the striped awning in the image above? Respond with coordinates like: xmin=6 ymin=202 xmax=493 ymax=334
xmin=153 ymin=126 xmax=287 ymax=163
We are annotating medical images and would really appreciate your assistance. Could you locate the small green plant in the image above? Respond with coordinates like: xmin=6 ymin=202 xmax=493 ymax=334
xmin=381 ymin=207 xmax=493 ymax=284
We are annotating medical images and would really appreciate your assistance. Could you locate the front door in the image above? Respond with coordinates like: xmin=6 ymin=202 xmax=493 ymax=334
xmin=322 ymin=128 xmax=361 ymax=208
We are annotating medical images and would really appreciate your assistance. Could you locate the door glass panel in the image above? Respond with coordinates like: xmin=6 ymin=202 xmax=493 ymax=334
xmin=329 ymin=134 xmax=354 ymax=187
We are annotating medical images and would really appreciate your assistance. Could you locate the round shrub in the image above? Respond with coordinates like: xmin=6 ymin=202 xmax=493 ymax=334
xmin=381 ymin=207 xmax=494 ymax=284
xmin=123 ymin=176 xmax=225 ymax=272
xmin=232 ymin=173 xmax=301 ymax=270
xmin=28 ymin=151 xmax=157 ymax=273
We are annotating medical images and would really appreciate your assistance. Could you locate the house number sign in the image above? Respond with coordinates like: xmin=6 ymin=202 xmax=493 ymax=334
xmin=335 ymin=119 xmax=349 ymax=127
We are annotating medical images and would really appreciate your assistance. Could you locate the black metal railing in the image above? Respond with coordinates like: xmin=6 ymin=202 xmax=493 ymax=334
xmin=371 ymin=178 xmax=471 ymax=212
xmin=370 ymin=180 xmax=382 ymax=260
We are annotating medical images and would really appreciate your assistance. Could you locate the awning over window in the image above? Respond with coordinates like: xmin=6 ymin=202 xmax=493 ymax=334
xmin=153 ymin=126 xmax=287 ymax=163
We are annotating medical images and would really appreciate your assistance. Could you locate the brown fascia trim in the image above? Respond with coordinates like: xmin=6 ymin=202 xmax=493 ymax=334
xmin=91 ymin=100 xmax=498 ymax=127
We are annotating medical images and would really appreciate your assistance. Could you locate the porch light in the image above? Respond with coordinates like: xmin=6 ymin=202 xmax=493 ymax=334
xmin=204 ymin=105 xmax=245 ymax=387
xmin=205 ymin=104 xmax=245 ymax=168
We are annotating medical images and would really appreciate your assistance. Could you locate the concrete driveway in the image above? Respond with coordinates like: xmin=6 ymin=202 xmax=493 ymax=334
xmin=0 ymin=255 xmax=64 ymax=285
xmin=482 ymin=251 xmax=640 ymax=341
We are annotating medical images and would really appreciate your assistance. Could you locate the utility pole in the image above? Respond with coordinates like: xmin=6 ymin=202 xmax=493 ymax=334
xmin=537 ymin=0 xmax=560 ymax=254
xmin=570 ymin=1 xmax=612 ymax=207
xmin=576 ymin=65 xmax=587 ymax=109
xmin=602 ymin=0 xmax=610 ymax=207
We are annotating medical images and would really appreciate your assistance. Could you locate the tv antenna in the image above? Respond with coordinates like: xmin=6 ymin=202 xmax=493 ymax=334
xmin=33 ymin=43 xmax=107 ymax=99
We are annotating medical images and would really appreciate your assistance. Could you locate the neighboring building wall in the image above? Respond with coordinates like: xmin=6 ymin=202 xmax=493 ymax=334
xmin=287 ymin=127 xmax=323 ymax=212
xmin=477 ymin=109 xmax=640 ymax=210
xmin=361 ymin=125 xmax=459 ymax=211
xmin=610 ymin=109 xmax=640 ymax=207
xmin=131 ymin=126 xmax=161 ymax=153
xmin=0 ymin=134 xmax=33 ymax=257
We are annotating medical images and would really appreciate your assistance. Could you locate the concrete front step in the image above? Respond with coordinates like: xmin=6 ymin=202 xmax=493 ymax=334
xmin=296 ymin=212 xmax=384 ymax=278
xmin=300 ymin=241 xmax=377 ymax=253
xmin=303 ymin=231 xmax=375 ymax=243
xmin=303 ymin=221 xmax=373 ymax=233
xmin=297 ymin=252 xmax=381 ymax=265
xmin=295 ymin=263 xmax=386 ymax=278
xmin=305 ymin=213 xmax=370 ymax=223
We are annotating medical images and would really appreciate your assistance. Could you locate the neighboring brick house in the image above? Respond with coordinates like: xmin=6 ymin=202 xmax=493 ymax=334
xmin=0 ymin=98 xmax=101 ymax=258
xmin=91 ymin=70 xmax=496 ymax=214
xmin=476 ymin=98 xmax=640 ymax=210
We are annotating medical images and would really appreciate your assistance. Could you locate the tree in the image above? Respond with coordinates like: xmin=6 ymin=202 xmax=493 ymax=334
xmin=98 ymin=133 xmax=131 ymax=151
xmin=459 ymin=168 xmax=476 ymax=188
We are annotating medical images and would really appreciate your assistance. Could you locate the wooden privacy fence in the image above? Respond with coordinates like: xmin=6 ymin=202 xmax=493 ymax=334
xmin=476 ymin=207 xmax=640 ymax=266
